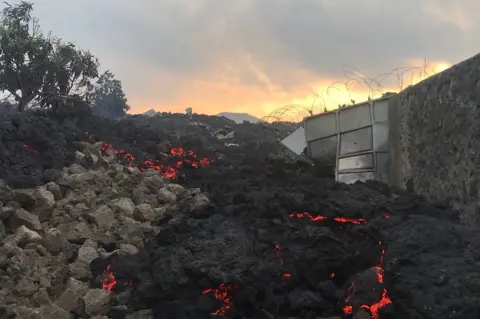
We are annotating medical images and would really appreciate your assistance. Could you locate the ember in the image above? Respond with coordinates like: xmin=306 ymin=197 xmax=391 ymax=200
xmin=288 ymin=211 xmax=392 ymax=318
xmin=342 ymin=241 xmax=392 ymax=318
xmin=203 ymin=284 xmax=238 ymax=316
xmin=101 ymin=265 xmax=117 ymax=292
xmin=97 ymin=139 xmax=213 ymax=179
xmin=274 ymin=244 xmax=292 ymax=280
xmin=288 ymin=212 xmax=367 ymax=224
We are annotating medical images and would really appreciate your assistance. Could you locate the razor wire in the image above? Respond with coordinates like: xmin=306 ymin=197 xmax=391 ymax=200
xmin=262 ymin=60 xmax=439 ymax=123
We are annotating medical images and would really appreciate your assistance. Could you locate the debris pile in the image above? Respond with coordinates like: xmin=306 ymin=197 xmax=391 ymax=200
xmin=0 ymin=140 xmax=212 ymax=318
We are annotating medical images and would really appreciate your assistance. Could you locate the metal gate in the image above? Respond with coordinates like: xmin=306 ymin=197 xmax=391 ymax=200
xmin=303 ymin=95 xmax=392 ymax=183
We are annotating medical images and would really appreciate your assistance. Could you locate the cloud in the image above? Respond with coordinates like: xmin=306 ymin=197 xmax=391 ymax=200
xmin=3 ymin=0 xmax=480 ymax=117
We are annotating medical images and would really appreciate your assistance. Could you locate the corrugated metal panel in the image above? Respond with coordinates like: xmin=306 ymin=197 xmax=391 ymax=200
xmin=280 ymin=127 xmax=306 ymax=155
xmin=338 ymin=153 xmax=374 ymax=172
xmin=373 ymin=99 xmax=389 ymax=122
xmin=376 ymin=152 xmax=389 ymax=182
xmin=373 ymin=122 xmax=389 ymax=151
xmin=338 ymin=103 xmax=371 ymax=132
xmin=304 ymin=112 xmax=337 ymax=142
xmin=339 ymin=127 xmax=373 ymax=156
xmin=308 ymin=135 xmax=337 ymax=164
xmin=337 ymin=171 xmax=375 ymax=184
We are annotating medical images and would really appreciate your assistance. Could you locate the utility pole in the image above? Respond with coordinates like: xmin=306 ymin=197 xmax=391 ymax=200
xmin=423 ymin=58 xmax=428 ymax=78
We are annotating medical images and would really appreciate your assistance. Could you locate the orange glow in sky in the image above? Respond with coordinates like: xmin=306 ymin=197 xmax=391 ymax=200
xmin=129 ymin=60 xmax=452 ymax=121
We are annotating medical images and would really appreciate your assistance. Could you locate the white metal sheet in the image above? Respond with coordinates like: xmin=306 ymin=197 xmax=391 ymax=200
xmin=339 ymin=126 xmax=373 ymax=155
xmin=373 ymin=122 xmax=389 ymax=151
xmin=337 ymin=171 xmax=375 ymax=184
xmin=338 ymin=153 xmax=374 ymax=172
xmin=376 ymin=152 xmax=389 ymax=182
xmin=373 ymin=99 xmax=389 ymax=122
xmin=338 ymin=103 xmax=371 ymax=132
xmin=304 ymin=113 xmax=337 ymax=142
xmin=308 ymin=135 xmax=337 ymax=164
xmin=280 ymin=127 xmax=307 ymax=155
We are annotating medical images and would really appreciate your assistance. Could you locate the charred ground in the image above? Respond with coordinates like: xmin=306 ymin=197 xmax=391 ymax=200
xmin=0 ymin=108 xmax=478 ymax=319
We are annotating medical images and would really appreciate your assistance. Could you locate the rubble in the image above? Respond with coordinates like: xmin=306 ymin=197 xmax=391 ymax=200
xmin=0 ymin=140 xmax=213 ymax=318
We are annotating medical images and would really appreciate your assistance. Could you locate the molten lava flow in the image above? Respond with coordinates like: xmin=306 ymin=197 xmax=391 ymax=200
xmin=288 ymin=212 xmax=367 ymax=224
xmin=93 ymin=136 xmax=213 ymax=179
xmin=343 ymin=242 xmax=392 ymax=319
xmin=283 ymin=273 xmax=291 ymax=279
xmin=274 ymin=244 xmax=292 ymax=279
xmin=101 ymin=265 xmax=117 ymax=292
xmin=86 ymin=133 xmax=213 ymax=179
xmin=101 ymin=264 xmax=133 ymax=293
xmin=289 ymin=211 xmax=393 ymax=318
xmin=203 ymin=284 xmax=237 ymax=315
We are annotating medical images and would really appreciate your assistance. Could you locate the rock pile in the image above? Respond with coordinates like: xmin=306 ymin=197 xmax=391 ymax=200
xmin=0 ymin=108 xmax=294 ymax=189
xmin=0 ymin=141 xmax=209 ymax=318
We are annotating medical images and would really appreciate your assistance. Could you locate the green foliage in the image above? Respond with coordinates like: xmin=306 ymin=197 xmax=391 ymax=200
xmin=41 ymin=39 xmax=99 ymax=110
xmin=0 ymin=1 xmax=99 ymax=111
xmin=90 ymin=70 xmax=130 ymax=120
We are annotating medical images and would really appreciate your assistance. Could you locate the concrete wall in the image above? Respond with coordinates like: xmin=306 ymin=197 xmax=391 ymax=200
xmin=389 ymin=53 xmax=480 ymax=224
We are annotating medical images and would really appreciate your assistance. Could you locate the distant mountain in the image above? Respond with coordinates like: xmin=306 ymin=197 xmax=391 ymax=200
xmin=217 ymin=112 xmax=259 ymax=123
xmin=143 ymin=109 xmax=161 ymax=117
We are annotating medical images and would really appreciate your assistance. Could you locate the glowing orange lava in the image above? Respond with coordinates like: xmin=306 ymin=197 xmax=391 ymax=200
xmin=289 ymin=211 xmax=392 ymax=318
xmin=86 ymin=131 xmax=213 ymax=180
xmin=343 ymin=241 xmax=392 ymax=319
xmin=101 ymin=264 xmax=133 ymax=293
xmin=203 ymin=284 xmax=237 ymax=315
xmin=288 ymin=212 xmax=367 ymax=224
xmin=101 ymin=265 xmax=117 ymax=292
xmin=274 ymin=244 xmax=292 ymax=280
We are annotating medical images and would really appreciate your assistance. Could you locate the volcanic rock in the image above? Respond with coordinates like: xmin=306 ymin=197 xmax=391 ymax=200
xmin=14 ymin=225 xmax=43 ymax=246
xmin=165 ymin=183 xmax=187 ymax=197
xmin=157 ymin=188 xmax=176 ymax=204
xmin=46 ymin=181 xmax=63 ymax=200
xmin=14 ymin=189 xmax=36 ymax=209
xmin=110 ymin=197 xmax=136 ymax=216
xmin=43 ymin=228 xmax=64 ymax=255
xmin=33 ymin=186 xmax=55 ymax=221
xmin=86 ymin=205 xmax=116 ymax=230
xmin=133 ymin=203 xmax=155 ymax=222
xmin=55 ymin=277 xmax=89 ymax=313
xmin=17 ymin=302 xmax=73 ymax=319
xmin=1 ymin=110 xmax=478 ymax=319
xmin=81 ymin=288 xmax=111 ymax=316
xmin=125 ymin=309 xmax=154 ymax=319
xmin=143 ymin=175 xmax=165 ymax=193
xmin=0 ymin=184 xmax=13 ymax=202
xmin=9 ymin=208 xmax=42 ymax=231
xmin=119 ymin=243 xmax=139 ymax=255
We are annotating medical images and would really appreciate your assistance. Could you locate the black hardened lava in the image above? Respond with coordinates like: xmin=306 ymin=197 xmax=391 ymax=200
xmin=5 ymin=109 xmax=480 ymax=318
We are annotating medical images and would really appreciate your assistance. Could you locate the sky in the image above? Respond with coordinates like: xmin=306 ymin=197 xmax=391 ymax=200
xmin=2 ymin=0 xmax=479 ymax=119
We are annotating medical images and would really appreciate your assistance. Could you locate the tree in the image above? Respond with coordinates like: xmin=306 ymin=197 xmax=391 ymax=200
xmin=90 ymin=70 xmax=130 ymax=120
xmin=0 ymin=1 xmax=99 ymax=111
xmin=0 ymin=1 xmax=51 ymax=111
xmin=40 ymin=38 xmax=99 ymax=110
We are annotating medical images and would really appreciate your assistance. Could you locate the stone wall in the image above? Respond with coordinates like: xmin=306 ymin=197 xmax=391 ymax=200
xmin=389 ymin=53 xmax=480 ymax=224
